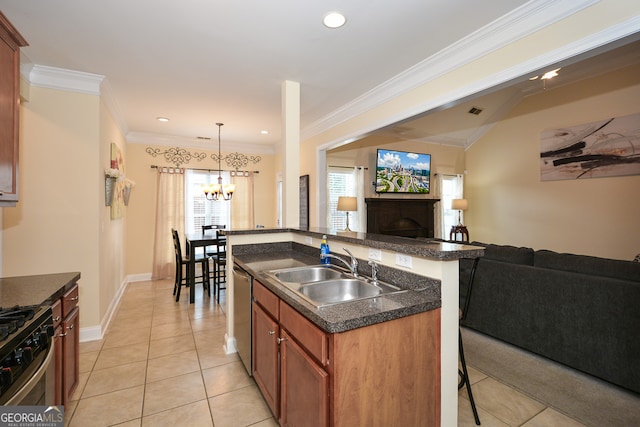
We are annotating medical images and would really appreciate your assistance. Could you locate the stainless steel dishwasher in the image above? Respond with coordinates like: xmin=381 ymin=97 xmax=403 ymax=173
xmin=233 ymin=263 xmax=252 ymax=375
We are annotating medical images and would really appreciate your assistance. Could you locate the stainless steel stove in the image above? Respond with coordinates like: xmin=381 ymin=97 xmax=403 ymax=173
xmin=0 ymin=305 xmax=54 ymax=405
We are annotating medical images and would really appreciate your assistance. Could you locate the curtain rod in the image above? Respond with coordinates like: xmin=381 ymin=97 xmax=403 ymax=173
xmin=150 ymin=165 xmax=259 ymax=173
xmin=328 ymin=165 xmax=369 ymax=170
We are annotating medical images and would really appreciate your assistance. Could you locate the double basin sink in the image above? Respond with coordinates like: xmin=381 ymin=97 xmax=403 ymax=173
xmin=265 ymin=264 xmax=405 ymax=308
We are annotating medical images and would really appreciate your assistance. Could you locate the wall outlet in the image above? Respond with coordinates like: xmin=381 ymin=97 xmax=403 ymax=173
xmin=395 ymin=253 xmax=413 ymax=269
xmin=368 ymin=248 xmax=382 ymax=261
xmin=305 ymin=236 xmax=313 ymax=245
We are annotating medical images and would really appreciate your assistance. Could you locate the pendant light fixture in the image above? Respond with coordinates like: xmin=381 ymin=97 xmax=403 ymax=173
xmin=203 ymin=123 xmax=235 ymax=201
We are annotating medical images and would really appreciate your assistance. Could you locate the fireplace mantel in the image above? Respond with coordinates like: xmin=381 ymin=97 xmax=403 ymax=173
xmin=365 ymin=198 xmax=439 ymax=238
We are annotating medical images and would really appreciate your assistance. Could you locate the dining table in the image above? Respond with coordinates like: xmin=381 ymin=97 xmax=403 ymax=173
xmin=184 ymin=232 xmax=225 ymax=303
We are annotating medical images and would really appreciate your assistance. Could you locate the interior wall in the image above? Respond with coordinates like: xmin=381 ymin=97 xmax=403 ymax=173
xmin=465 ymin=63 xmax=640 ymax=260
xmin=2 ymin=85 xmax=102 ymax=328
xmin=99 ymin=98 xmax=128 ymax=322
xmin=124 ymin=143 xmax=278 ymax=276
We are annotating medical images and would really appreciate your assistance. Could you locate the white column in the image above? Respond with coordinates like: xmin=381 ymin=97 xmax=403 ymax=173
xmin=281 ymin=80 xmax=300 ymax=228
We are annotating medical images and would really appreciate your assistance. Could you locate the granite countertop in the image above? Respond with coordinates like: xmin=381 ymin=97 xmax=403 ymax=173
xmin=0 ymin=272 xmax=81 ymax=308
xmin=223 ymin=226 xmax=484 ymax=260
xmin=234 ymin=250 xmax=441 ymax=334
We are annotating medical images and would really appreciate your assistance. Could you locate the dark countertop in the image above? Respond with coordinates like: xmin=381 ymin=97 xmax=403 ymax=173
xmin=222 ymin=226 xmax=484 ymax=260
xmin=0 ymin=272 xmax=81 ymax=308
xmin=234 ymin=248 xmax=441 ymax=334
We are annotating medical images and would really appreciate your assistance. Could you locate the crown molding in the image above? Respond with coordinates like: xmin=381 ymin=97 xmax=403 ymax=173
xmin=301 ymin=0 xmax=600 ymax=142
xmin=23 ymin=64 xmax=104 ymax=95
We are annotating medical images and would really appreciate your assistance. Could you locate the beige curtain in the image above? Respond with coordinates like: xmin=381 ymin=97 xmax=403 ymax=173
xmin=231 ymin=173 xmax=255 ymax=229
xmin=151 ymin=167 xmax=185 ymax=279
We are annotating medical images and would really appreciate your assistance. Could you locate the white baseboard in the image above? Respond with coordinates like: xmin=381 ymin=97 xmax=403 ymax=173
xmin=224 ymin=333 xmax=238 ymax=355
xmin=79 ymin=274 xmax=138 ymax=342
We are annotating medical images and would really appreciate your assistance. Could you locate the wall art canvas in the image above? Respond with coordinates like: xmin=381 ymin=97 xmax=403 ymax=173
xmin=540 ymin=113 xmax=640 ymax=181
xmin=110 ymin=143 xmax=125 ymax=219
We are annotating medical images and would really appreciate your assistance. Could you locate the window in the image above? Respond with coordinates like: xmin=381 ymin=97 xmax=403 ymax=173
xmin=327 ymin=167 xmax=357 ymax=230
xmin=440 ymin=174 xmax=463 ymax=239
xmin=185 ymin=170 xmax=231 ymax=234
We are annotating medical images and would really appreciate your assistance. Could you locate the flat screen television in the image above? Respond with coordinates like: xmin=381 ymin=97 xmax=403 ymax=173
xmin=376 ymin=148 xmax=431 ymax=194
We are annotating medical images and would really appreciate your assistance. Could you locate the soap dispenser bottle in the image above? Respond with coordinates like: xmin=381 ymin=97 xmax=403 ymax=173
xmin=320 ymin=235 xmax=331 ymax=264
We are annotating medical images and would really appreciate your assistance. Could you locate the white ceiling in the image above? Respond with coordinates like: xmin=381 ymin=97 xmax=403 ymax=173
xmin=1 ymin=1 xmax=638 ymax=153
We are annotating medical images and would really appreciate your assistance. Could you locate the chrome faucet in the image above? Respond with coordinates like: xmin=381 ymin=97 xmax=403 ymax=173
xmin=368 ymin=260 xmax=379 ymax=285
xmin=321 ymin=248 xmax=359 ymax=277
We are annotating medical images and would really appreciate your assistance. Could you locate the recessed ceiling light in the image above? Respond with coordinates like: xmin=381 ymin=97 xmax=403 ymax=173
xmin=261 ymin=130 xmax=269 ymax=135
xmin=541 ymin=68 xmax=561 ymax=80
xmin=323 ymin=12 xmax=346 ymax=29
xmin=157 ymin=117 xmax=170 ymax=122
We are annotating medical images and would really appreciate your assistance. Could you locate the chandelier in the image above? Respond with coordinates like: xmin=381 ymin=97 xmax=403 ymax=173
xmin=203 ymin=123 xmax=235 ymax=201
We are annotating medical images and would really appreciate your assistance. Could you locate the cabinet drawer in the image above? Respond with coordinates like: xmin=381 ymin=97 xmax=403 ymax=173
xmin=253 ymin=280 xmax=279 ymax=319
xmin=280 ymin=302 xmax=328 ymax=366
xmin=61 ymin=284 xmax=79 ymax=318
xmin=51 ymin=299 xmax=62 ymax=328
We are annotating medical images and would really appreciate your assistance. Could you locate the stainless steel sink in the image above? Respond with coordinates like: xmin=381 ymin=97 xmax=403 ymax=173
xmin=272 ymin=265 xmax=344 ymax=284
xmin=266 ymin=265 xmax=406 ymax=308
xmin=299 ymin=279 xmax=381 ymax=303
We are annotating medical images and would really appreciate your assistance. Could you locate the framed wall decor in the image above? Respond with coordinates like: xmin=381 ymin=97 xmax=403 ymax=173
xmin=110 ymin=143 xmax=125 ymax=219
xmin=540 ymin=113 xmax=640 ymax=181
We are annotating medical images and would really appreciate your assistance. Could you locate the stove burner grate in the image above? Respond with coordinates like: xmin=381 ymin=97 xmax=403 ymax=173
xmin=0 ymin=306 xmax=38 ymax=342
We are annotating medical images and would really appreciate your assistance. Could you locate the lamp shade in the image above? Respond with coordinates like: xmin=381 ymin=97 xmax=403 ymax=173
xmin=337 ymin=196 xmax=357 ymax=212
xmin=451 ymin=198 xmax=468 ymax=211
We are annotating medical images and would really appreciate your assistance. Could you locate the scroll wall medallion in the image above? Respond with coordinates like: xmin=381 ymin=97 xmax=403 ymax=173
xmin=145 ymin=147 xmax=207 ymax=167
xmin=211 ymin=152 xmax=262 ymax=170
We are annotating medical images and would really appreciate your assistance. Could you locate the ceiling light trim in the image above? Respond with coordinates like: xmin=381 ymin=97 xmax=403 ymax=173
xmin=302 ymin=0 xmax=599 ymax=140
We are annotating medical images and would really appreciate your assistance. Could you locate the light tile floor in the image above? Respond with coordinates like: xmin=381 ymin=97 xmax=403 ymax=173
xmin=67 ymin=279 xmax=587 ymax=426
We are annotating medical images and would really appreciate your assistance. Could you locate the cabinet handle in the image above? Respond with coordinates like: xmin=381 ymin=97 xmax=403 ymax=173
xmin=57 ymin=331 xmax=67 ymax=338
xmin=68 ymin=296 xmax=79 ymax=302
xmin=268 ymin=330 xmax=275 ymax=335
xmin=53 ymin=316 xmax=61 ymax=322
xmin=277 ymin=337 xmax=287 ymax=344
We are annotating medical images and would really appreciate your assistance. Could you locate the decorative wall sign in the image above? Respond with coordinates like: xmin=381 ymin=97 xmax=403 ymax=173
xmin=540 ymin=113 xmax=640 ymax=181
xmin=145 ymin=146 xmax=207 ymax=167
xmin=110 ymin=143 xmax=125 ymax=219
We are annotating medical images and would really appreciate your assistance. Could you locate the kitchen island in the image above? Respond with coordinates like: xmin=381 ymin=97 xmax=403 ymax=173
xmin=222 ymin=228 xmax=483 ymax=427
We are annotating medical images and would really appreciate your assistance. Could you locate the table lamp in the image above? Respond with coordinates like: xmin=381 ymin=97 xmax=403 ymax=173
xmin=451 ymin=198 xmax=468 ymax=226
xmin=337 ymin=196 xmax=357 ymax=232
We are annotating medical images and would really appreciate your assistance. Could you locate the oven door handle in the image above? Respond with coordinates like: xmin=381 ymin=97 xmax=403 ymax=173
xmin=5 ymin=343 xmax=55 ymax=406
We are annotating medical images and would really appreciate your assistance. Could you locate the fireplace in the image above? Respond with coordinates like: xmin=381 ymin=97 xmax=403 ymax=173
xmin=365 ymin=198 xmax=439 ymax=238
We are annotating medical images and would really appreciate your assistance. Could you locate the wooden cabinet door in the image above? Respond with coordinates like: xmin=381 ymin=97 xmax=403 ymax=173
xmin=0 ymin=13 xmax=27 ymax=206
xmin=280 ymin=329 xmax=329 ymax=427
xmin=62 ymin=306 xmax=79 ymax=405
xmin=252 ymin=301 xmax=279 ymax=417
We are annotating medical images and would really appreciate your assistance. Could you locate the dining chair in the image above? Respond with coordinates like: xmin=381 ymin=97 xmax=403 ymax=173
xmin=171 ymin=229 xmax=210 ymax=302
xmin=459 ymin=257 xmax=481 ymax=425
xmin=202 ymin=224 xmax=226 ymax=257
xmin=212 ymin=229 xmax=227 ymax=302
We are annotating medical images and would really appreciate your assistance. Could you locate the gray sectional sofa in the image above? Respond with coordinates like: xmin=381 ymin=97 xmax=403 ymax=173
xmin=458 ymin=242 xmax=640 ymax=394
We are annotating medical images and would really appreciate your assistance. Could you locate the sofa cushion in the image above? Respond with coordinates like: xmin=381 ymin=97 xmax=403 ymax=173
xmin=471 ymin=241 xmax=534 ymax=265
xmin=535 ymin=250 xmax=640 ymax=283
